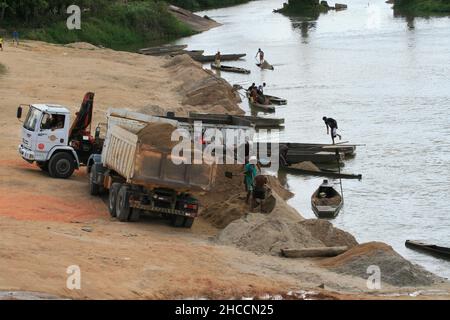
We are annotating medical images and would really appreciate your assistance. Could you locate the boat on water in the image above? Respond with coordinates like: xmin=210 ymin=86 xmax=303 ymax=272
xmin=405 ymin=240 xmax=450 ymax=260
xmin=265 ymin=94 xmax=287 ymax=105
xmin=283 ymin=166 xmax=362 ymax=180
xmin=256 ymin=61 xmax=274 ymax=70
xmin=211 ymin=63 xmax=251 ymax=74
xmin=194 ymin=53 xmax=246 ymax=63
xmin=311 ymin=180 xmax=343 ymax=219
xmin=248 ymin=98 xmax=275 ymax=112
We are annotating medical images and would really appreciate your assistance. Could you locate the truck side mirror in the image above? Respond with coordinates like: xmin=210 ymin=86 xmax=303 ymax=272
xmin=17 ymin=106 xmax=22 ymax=119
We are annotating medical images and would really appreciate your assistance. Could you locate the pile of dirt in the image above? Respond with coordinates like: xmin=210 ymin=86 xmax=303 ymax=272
xmin=201 ymin=192 xmax=248 ymax=229
xmin=312 ymin=195 xmax=341 ymax=206
xmin=137 ymin=122 xmax=178 ymax=150
xmin=217 ymin=211 xmax=357 ymax=256
xmin=319 ymin=242 xmax=440 ymax=287
xmin=290 ymin=161 xmax=320 ymax=172
xmin=164 ymin=55 xmax=243 ymax=114
xmin=64 ymin=42 xmax=99 ymax=50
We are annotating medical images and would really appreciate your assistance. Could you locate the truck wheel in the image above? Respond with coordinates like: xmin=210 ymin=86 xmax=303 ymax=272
xmin=171 ymin=215 xmax=185 ymax=228
xmin=89 ymin=165 xmax=100 ymax=196
xmin=37 ymin=161 xmax=49 ymax=172
xmin=116 ymin=185 xmax=131 ymax=222
xmin=48 ymin=153 xmax=75 ymax=179
xmin=184 ymin=217 xmax=194 ymax=229
xmin=108 ymin=183 xmax=121 ymax=217
xmin=128 ymin=209 xmax=141 ymax=222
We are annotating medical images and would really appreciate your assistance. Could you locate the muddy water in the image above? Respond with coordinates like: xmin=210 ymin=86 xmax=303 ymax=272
xmin=176 ymin=0 xmax=450 ymax=279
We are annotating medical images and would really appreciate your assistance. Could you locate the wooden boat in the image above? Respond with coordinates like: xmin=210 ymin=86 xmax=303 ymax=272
xmin=285 ymin=143 xmax=356 ymax=157
xmin=311 ymin=180 xmax=343 ymax=219
xmin=139 ymin=45 xmax=188 ymax=55
xmin=282 ymin=166 xmax=362 ymax=180
xmin=170 ymin=50 xmax=204 ymax=57
xmin=256 ymin=61 xmax=274 ymax=70
xmin=265 ymin=94 xmax=287 ymax=105
xmin=210 ymin=63 xmax=251 ymax=74
xmin=193 ymin=53 xmax=246 ymax=63
xmin=187 ymin=112 xmax=284 ymax=128
xmin=286 ymin=150 xmax=343 ymax=164
xmin=248 ymin=98 xmax=275 ymax=112
xmin=405 ymin=240 xmax=450 ymax=260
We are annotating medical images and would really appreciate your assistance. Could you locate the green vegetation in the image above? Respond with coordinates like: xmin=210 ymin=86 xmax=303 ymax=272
xmin=0 ymin=63 xmax=6 ymax=76
xmin=276 ymin=0 xmax=328 ymax=17
xmin=0 ymin=1 xmax=195 ymax=51
xmin=394 ymin=0 xmax=450 ymax=15
xmin=170 ymin=0 xmax=250 ymax=11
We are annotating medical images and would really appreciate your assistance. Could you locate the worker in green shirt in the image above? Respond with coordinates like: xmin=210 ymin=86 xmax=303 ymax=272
xmin=244 ymin=155 xmax=258 ymax=204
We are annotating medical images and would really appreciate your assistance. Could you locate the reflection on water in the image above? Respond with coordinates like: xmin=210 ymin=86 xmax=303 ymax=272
xmin=176 ymin=0 xmax=450 ymax=279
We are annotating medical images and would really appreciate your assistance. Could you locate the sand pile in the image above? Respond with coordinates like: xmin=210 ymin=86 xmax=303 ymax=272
xmin=64 ymin=42 xmax=99 ymax=50
xmin=291 ymin=161 xmax=320 ymax=172
xmin=217 ymin=214 xmax=357 ymax=256
xmin=137 ymin=122 xmax=178 ymax=150
xmin=164 ymin=55 xmax=243 ymax=114
xmin=319 ymin=242 xmax=439 ymax=287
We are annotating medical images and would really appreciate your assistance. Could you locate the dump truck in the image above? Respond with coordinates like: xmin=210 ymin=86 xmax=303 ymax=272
xmin=87 ymin=109 xmax=224 ymax=228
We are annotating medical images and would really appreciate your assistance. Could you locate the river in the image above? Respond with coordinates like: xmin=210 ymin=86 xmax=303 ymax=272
xmin=175 ymin=0 xmax=450 ymax=279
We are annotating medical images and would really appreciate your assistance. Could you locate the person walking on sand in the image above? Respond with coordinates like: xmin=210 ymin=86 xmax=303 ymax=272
xmin=256 ymin=48 xmax=265 ymax=64
xmin=214 ymin=51 xmax=221 ymax=68
xmin=244 ymin=155 xmax=258 ymax=204
xmin=323 ymin=116 xmax=342 ymax=144
xmin=12 ymin=31 xmax=19 ymax=46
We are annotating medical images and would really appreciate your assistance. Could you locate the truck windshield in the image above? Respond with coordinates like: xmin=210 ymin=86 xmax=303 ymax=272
xmin=23 ymin=107 xmax=41 ymax=132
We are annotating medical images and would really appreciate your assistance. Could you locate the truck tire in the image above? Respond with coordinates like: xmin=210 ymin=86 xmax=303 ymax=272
xmin=171 ymin=215 xmax=185 ymax=228
xmin=108 ymin=183 xmax=121 ymax=217
xmin=37 ymin=161 xmax=49 ymax=172
xmin=128 ymin=209 xmax=141 ymax=222
xmin=48 ymin=153 xmax=75 ymax=179
xmin=116 ymin=185 xmax=131 ymax=222
xmin=89 ymin=165 xmax=100 ymax=196
xmin=184 ymin=217 xmax=194 ymax=229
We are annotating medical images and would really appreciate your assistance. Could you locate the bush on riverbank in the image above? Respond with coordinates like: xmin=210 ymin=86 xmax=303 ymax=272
xmin=0 ymin=1 xmax=193 ymax=51
xmin=394 ymin=0 xmax=450 ymax=15
xmin=276 ymin=0 xmax=328 ymax=17
xmin=170 ymin=0 xmax=250 ymax=11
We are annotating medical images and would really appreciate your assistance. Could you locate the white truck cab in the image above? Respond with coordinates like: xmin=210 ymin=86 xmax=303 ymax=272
xmin=18 ymin=104 xmax=80 ymax=178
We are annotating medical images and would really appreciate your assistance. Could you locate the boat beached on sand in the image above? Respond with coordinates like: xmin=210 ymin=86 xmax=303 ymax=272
xmin=210 ymin=63 xmax=250 ymax=74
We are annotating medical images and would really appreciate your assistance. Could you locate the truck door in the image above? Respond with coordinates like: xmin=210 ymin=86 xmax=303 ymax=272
xmin=36 ymin=113 xmax=69 ymax=156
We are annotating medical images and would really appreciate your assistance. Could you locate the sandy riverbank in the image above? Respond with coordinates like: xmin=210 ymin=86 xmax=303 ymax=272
xmin=0 ymin=41 xmax=448 ymax=299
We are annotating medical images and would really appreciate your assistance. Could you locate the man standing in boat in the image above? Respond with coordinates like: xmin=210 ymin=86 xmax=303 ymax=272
xmin=323 ymin=116 xmax=342 ymax=144
xmin=214 ymin=51 xmax=221 ymax=68
xmin=256 ymin=48 xmax=265 ymax=64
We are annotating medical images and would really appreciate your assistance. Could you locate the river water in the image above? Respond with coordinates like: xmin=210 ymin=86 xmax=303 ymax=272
xmin=175 ymin=0 xmax=450 ymax=279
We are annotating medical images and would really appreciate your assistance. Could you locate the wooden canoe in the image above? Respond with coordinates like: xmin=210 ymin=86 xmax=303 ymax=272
xmin=194 ymin=53 xmax=246 ymax=63
xmin=282 ymin=166 xmax=362 ymax=180
xmin=265 ymin=94 xmax=287 ymax=105
xmin=210 ymin=63 xmax=250 ymax=74
xmin=256 ymin=62 xmax=275 ymax=70
xmin=311 ymin=180 xmax=343 ymax=219
xmin=405 ymin=240 xmax=450 ymax=260
xmin=248 ymin=98 xmax=275 ymax=112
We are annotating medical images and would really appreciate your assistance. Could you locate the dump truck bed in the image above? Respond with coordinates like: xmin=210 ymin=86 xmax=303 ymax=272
xmin=102 ymin=111 xmax=217 ymax=192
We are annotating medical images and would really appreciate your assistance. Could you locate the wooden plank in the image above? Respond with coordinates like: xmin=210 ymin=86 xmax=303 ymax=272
xmin=281 ymin=246 xmax=348 ymax=258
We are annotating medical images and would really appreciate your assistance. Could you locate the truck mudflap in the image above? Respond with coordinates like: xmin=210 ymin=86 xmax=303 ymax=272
xmin=129 ymin=200 xmax=197 ymax=218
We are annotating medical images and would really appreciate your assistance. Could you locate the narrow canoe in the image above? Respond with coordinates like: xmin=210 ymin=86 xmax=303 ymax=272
xmin=283 ymin=166 xmax=362 ymax=180
xmin=256 ymin=62 xmax=274 ymax=70
xmin=194 ymin=53 xmax=246 ymax=63
xmin=265 ymin=94 xmax=287 ymax=105
xmin=210 ymin=63 xmax=251 ymax=74
xmin=405 ymin=240 xmax=450 ymax=260
xmin=311 ymin=180 xmax=343 ymax=219
xmin=248 ymin=98 xmax=275 ymax=112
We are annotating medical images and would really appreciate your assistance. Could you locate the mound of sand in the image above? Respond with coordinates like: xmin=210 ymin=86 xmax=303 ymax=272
xmin=164 ymin=55 xmax=243 ymax=114
xmin=64 ymin=42 xmax=99 ymax=50
xmin=290 ymin=161 xmax=320 ymax=172
xmin=319 ymin=242 xmax=439 ymax=287
xmin=217 ymin=211 xmax=357 ymax=256
xmin=137 ymin=122 xmax=178 ymax=150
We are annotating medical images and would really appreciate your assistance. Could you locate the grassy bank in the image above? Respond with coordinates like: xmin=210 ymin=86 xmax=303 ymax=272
xmin=275 ymin=0 xmax=328 ymax=17
xmin=1 ymin=1 xmax=194 ymax=51
xmin=0 ymin=63 xmax=6 ymax=76
xmin=394 ymin=0 xmax=450 ymax=16
xmin=170 ymin=0 xmax=251 ymax=11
